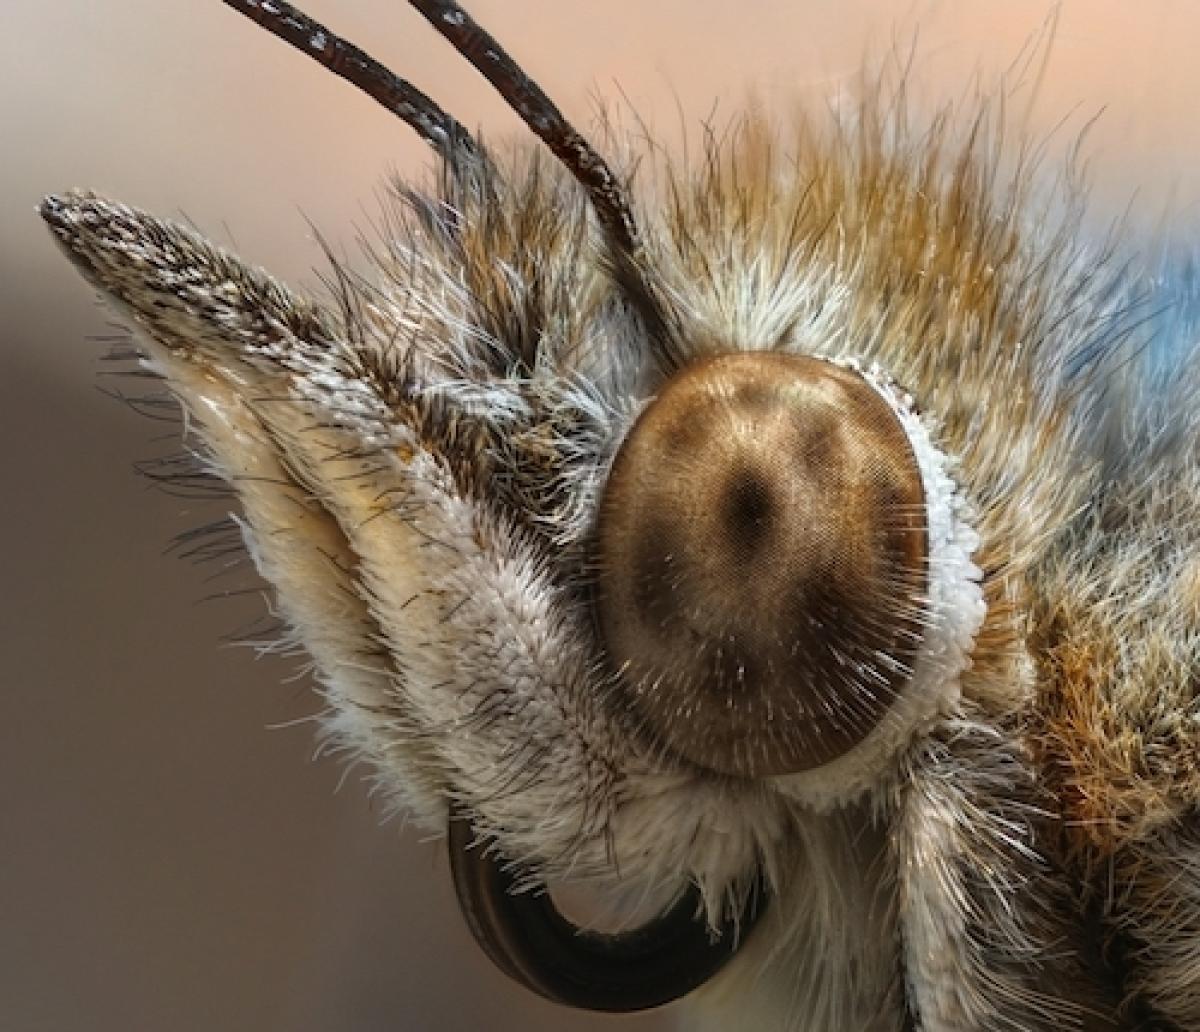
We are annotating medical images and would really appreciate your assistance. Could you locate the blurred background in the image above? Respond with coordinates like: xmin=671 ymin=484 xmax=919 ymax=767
xmin=3 ymin=2 xmax=1198 ymax=1030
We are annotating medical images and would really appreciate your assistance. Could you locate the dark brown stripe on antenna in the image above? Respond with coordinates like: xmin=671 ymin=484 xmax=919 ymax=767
xmin=220 ymin=0 xmax=479 ymax=161
xmin=407 ymin=0 xmax=642 ymax=254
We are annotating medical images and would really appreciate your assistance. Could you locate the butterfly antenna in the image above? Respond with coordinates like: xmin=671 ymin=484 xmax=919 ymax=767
xmin=220 ymin=0 xmax=480 ymax=164
xmin=407 ymin=0 xmax=643 ymax=257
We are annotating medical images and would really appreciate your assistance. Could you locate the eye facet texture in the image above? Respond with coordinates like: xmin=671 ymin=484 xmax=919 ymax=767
xmin=596 ymin=352 xmax=928 ymax=777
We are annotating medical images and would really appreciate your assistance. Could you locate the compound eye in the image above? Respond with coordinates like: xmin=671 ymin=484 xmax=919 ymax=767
xmin=595 ymin=352 xmax=929 ymax=779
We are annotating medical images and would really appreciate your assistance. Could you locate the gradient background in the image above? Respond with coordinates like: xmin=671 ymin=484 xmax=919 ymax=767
xmin=4 ymin=2 xmax=1199 ymax=1030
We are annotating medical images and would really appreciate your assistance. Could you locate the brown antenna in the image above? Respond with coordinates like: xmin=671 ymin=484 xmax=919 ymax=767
xmin=220 ymin=0 xmax=480 ymax=163
xmin=407 ymin=0 xmax=643 ymax=255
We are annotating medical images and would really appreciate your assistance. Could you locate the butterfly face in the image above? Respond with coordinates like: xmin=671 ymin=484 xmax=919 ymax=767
xmin=40 ymin=3 xmax=1200 ymax=1030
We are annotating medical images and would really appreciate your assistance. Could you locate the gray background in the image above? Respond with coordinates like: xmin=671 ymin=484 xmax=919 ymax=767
xmin=4 ymin=2 xmax=1198 ymax=1030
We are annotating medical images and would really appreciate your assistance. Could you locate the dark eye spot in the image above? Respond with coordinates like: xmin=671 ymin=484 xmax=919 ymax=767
xmin=628 ymin=517 xmax=682 ymax=632
xmin=721 ymin=468 xmax=774 ymax=553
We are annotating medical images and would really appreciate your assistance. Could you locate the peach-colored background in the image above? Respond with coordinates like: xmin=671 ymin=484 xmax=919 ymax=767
xmin=3 ymin=3 xmax=1198 ymax=1030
